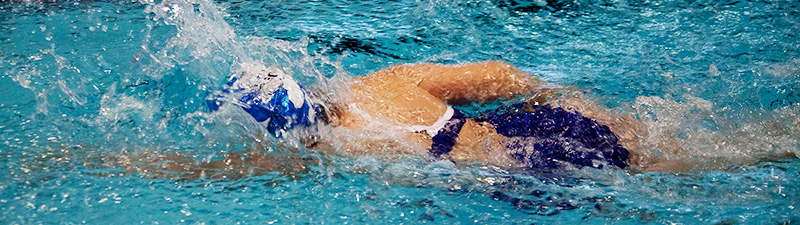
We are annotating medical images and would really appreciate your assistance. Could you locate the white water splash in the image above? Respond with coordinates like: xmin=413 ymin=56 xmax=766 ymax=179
xmin=633 ymin=94 xmax=800 ymax=166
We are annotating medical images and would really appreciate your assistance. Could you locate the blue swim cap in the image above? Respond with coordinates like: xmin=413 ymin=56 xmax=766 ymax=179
xmin=207 ymin=63 xmax=315 ymax=135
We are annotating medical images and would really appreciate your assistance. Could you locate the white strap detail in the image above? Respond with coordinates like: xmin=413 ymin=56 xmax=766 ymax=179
xmin=348 ymin=103 xmax=454 ymax=137
xmin=407 ymin=106 xmax=454 ymax=137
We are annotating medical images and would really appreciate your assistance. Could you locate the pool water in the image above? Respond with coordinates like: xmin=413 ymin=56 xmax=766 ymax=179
xmin=1 ymin=0 xmax=799 ymax=224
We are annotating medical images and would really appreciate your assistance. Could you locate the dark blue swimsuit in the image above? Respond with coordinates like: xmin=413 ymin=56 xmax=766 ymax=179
xmin=428 ymin=109 xmax=467 ymax=158
xmin=430 ymin=103 xmax=629 ymax=169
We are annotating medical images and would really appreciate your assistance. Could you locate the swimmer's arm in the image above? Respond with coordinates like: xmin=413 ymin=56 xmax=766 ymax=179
xmin=117 ymin=150 xmax=314 ymax=180
xmin=387 ymin=61 xmax=553 ymax=104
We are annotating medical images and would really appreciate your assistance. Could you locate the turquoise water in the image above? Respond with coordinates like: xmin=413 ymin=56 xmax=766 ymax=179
xmin=1 ymin=0 xmax=799 ymax=224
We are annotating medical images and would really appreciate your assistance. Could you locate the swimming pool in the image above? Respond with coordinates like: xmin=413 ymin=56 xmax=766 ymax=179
xmin=1 ymin=0 xmax=798 ymax=223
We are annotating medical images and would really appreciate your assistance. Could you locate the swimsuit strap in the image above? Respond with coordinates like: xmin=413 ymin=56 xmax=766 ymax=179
xmin=346 ymin=103 xmax=466 ymax=158
xmin=407 ymin=106 xmax=455 ymax=136
xmin=428 ymin=107 xmax=466 ymax=158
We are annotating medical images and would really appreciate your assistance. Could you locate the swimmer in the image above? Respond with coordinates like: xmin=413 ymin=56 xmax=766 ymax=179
xmin=198 ymin=61 xmax=648 ymax=170
xmin=326 ymin=61 xmax=641 ymax=170
xmin=123 ymin=60 xmax=685 ymax=178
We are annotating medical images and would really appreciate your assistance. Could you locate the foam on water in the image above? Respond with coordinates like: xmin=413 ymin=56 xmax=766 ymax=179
xmin=630 ymin=94 xmax=800 ymax=169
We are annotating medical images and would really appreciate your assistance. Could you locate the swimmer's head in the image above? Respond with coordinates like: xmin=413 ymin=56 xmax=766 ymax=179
xmin=230 ymin=62 xmax=285 ymax=99
xmin=208 ymin=61 xmax=315 ymax=135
